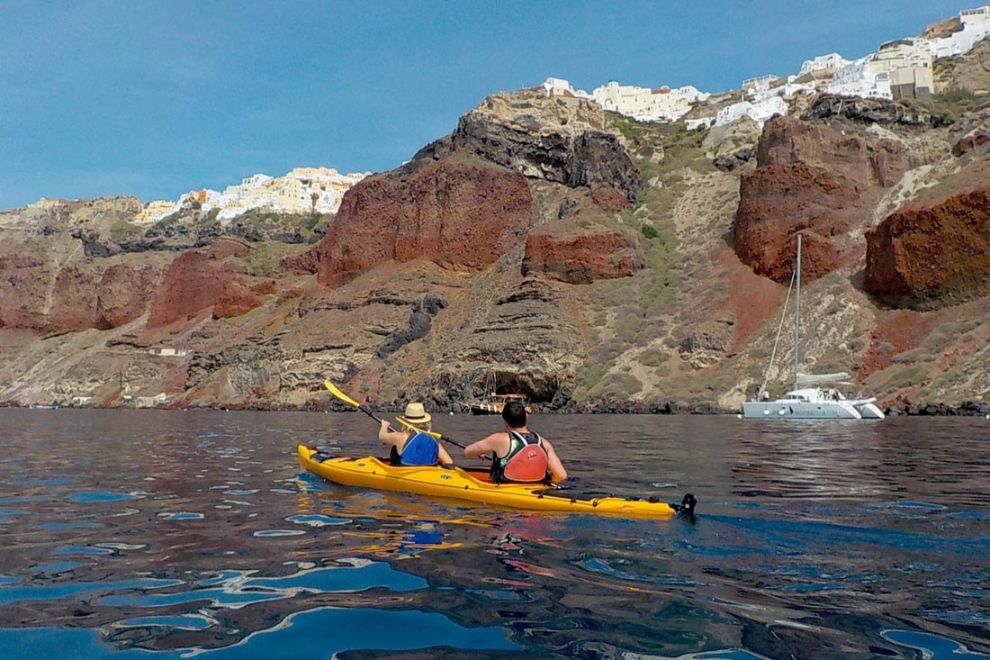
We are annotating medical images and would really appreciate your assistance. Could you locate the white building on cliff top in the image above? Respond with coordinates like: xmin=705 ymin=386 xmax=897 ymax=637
xmin=927 ymin=4 xmax=990 ymax=58
xmin=591 ymin=81 xmax=710 ymax=122
xmin=540 ymin=77 xmax=708 ymax=122
xmin=136 ymin=167 xmax=368 ymax=225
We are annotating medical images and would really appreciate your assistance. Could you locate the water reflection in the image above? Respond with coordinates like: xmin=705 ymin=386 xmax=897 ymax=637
xmin=0 ymin=410 xmax=987 ymax=657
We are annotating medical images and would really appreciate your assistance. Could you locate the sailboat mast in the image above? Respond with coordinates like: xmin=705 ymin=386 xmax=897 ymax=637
xmin=793 ymin=233 xmax=802 ymax=392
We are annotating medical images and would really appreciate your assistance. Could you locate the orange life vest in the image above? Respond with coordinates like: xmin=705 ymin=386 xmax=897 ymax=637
xmin=493 ymin=430 xmax=549 ymax=483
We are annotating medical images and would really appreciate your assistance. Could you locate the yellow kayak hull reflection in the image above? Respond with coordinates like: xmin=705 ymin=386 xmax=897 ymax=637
xmin=297 ymin=445 xmax=677 ymax=519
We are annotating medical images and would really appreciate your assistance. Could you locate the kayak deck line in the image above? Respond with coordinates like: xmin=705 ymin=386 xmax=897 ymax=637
xmin=298 ymin=445 xmax=696 ymax=519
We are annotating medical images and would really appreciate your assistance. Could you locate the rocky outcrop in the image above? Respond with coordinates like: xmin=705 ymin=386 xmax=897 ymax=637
xmin=147 ymin=239 xmax=265 ymax=327
xmin=734 ymin=116 xmax=909 ymax=282
xmin=865 ymin=188 xmax=990 ymax=308
xmin=953 ymin=127 xmax=990 ymax=156
xmin=805 ymin=94 xmax=953 ymax=127
xmin=375 ymin=295 xmax=447 ymax=358
xmin=314 ymin=160 xmax=533 ymax=285
xmin=416 ymin=90 xmax=643 ymax=203
xmin=95 ymin=265 xmax=160 ymax=329
xmin=522 ymin=224 xmax=640 ymax=284
xmin=0 ymin=255 xmax=50 ymax=330
xmin=933 ymin=36 xmax=990 ymax=94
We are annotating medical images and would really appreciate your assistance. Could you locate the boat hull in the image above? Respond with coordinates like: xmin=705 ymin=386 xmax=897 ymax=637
xmin=470 ymin=403 xmax=501 ymax=415
xmin=854 ymin=402 xmax=885 ymax=419
xmin=297 ymin=445 xmax=680 ymax=518
xmin=742 ymin=400 xmax=862 ymax=419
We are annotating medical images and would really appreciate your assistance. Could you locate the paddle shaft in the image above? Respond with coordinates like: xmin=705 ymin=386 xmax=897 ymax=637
xmin=323 ymin=379 xmax=472 ymax=453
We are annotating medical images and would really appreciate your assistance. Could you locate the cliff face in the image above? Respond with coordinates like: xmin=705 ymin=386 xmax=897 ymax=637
xmin=733 ymin=115 xmax=908 ymax=282
xmin=865 ymin=188 xmax=990 ymax=308
xmin=416 ymin=89 xmax=643 ymax=203
xmin=2 ymin=80 xmax=990 ymax=411
xmin=312 ymin=159 xmax=534 ymax=285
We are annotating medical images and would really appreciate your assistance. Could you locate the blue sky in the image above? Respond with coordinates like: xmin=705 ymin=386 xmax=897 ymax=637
xmin=0 ymin=0 xmax=969 ymax=209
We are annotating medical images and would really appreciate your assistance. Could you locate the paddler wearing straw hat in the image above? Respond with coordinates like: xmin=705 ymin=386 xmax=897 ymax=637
xmin=378 ymin=402 xmax=454 ymax=467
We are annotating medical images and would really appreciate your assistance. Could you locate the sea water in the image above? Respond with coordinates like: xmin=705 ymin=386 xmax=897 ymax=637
xmin=0 ymin=409 xmax=987 ymax=657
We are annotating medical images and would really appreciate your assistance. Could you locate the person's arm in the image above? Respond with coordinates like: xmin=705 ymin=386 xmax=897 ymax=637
xmin=464 ymin=433 xmax=505 ymax=460
xmin=542 ymin=438 xmax=567 ymax=483
xmin=436 ymin=443 xmax=454 ymax=467
xmin=378 ymin=420 xmax=406 ymax=449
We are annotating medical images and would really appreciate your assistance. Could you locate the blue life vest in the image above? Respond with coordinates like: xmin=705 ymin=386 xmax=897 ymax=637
xmin=398 ymin=432 xmax=439 ymax=466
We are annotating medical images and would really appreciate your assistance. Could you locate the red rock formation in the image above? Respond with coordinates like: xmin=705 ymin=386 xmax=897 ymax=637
xmin=522 ymin=225 xmax=639 ymax=284
xmin=953 ymin=129 xmax=990 ymax=156
xmin=96 ymin=265 xmax=160 ymax=329
xmin=214 ymin=279 xmax=264 ymax=319
xmin=590 ymin=188 xmax=630 ymax=213
xmin=314 ymin=160 xmax=533 ymax=285
xmin=48 ymin=267 xmax=98 ymax=331
xmin=734 ymin=116 xmax=908 ymax=282
xmin=147 ymin=245 xmax=264 ymax=327
xmin=864 ymin=188 xmax=990 ymax=307
xmin=0 ymin=255 xmax=48 ymax=329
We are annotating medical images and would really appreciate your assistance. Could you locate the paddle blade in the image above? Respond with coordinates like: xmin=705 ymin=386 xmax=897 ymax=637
xmin=324 ymin=380 xmax=360 ymax=408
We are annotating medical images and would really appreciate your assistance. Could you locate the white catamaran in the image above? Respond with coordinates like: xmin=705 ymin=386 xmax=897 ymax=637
xmin=742 ymin=234 xmax=884 ymax=420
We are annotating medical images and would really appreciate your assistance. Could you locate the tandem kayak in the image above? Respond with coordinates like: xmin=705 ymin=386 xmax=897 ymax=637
xmin=297 ymin=445 xmax=696 ymax=519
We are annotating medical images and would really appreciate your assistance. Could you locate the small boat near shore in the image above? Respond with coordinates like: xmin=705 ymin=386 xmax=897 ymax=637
xmin=466 ymin=369 xmax=532 ymax=415
xmin=469 ymin=393 xmax=531 ymax=416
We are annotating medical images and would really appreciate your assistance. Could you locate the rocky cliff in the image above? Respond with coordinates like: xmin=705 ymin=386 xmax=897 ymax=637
xmin=2 ymin=65 xmax=990 ymax=412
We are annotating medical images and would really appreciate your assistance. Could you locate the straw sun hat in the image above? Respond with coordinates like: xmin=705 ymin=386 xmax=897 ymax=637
xmin=397 ymin=402 xmax=431 ymax=427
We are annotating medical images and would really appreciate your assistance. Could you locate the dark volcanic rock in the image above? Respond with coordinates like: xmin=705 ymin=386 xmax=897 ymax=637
xmin=865 ymin=187 xmax=990 ymax=308
xmin=806 ymin=94 xmax=953 ymax=127
xmin=416 ymin=90 xmax=643 ymax=203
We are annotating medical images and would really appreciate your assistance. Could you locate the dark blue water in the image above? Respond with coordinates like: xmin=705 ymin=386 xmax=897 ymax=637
xmin=0 ymin=409 xmax=988 ymax=658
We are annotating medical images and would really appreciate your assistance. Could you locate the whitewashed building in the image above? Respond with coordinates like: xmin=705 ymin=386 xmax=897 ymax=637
xmin=138 ymin=167 xmax=368 ymax=225
xmin=827 ymin=57 xmax=894 ymax=99
xmin=714 ymin=96 xmax=789 ymax=128
xmin=591 ymin=81 xmax=710 ymax=122
xmin=869 ymin=38 xmax=934 ymax=99
xmin=541 ymin=77 xmax=591 ymax=98
xmin=798 ymin=53 xmax=850 ymax=78
xmin=926 ymin=5 xmax=990 ymax=59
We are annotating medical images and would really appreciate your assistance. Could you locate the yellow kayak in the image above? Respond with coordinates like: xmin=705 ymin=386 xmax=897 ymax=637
xmin=297 ymin=445 xmax=695 ymax=519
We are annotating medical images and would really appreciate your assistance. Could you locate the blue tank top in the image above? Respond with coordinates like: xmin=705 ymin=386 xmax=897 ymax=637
xmin=399 ymin=432 xmax=439 ymax=466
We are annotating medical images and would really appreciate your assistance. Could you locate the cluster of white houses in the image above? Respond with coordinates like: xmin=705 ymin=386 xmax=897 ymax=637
xmin=136 ymin=167 xmax=368 ymax=225
xmin=544 ymin=5 xmax=989 ymax=130
xmin=541 ymin=77 xmax=710 ymax=123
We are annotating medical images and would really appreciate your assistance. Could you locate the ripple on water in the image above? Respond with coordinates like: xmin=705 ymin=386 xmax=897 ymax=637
xmin=96 ymin=543 xmax=147 ymax=551
xmin=116 ymin=614 xmax=213 ymax=631
xmin=53 ymin=545 xmax=116 ymax=557
xmin=0 ymin=509 xmax=29 ymax=516
xmin=286 ymin=514 xmax=353 ymax=527
xmin=37 ymin=521 xmax=100 ymax=530
xmin=29 ymin=561 xmax=85 ymax=573
xmin=157 ymin=512 xmax=205 ymax=521
xmin=67 ymin=491 xmax=142 ymax=504
xmin=881 ymin=629 xmax=990 ymax=659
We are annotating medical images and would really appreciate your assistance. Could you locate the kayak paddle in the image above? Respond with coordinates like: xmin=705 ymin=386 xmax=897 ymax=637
xmin=322 ymin=380 xmax=468 ymax=449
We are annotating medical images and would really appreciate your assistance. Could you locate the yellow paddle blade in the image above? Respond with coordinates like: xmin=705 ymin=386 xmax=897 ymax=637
xmin=323 ymin=380 xmax=360 ymax=408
